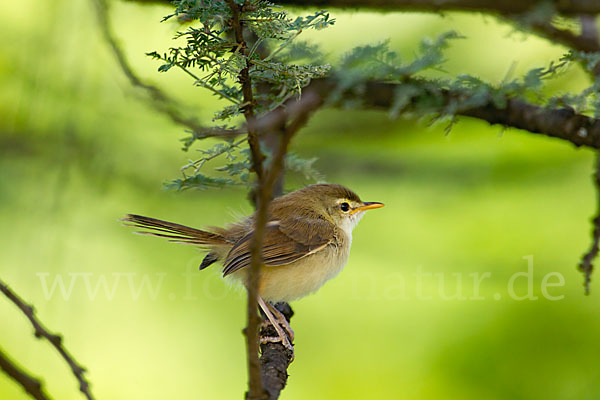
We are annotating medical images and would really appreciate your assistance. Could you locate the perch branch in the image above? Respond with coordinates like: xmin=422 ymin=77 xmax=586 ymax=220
xmin=226 ymin=1 xmax=266 ymax=398
xmin=579 ymin=153 xmax=600 ymax=294
xmin=0 ymin=280 xmax=94 ymax=400
xmin=0 ymin=348 xmax=51 ymax=400
xmin=259 ymin=303 xmax=294 ymax=400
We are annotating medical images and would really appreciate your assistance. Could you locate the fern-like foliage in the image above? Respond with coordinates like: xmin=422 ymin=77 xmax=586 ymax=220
xmin=149 ymin=0 xmax=333 ymax=190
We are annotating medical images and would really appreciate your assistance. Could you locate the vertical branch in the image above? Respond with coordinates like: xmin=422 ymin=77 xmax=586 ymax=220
xmin=226 ymin=1 xmax=265 ymax=398
xmin=0 ymin=280 xmax=94 ymax=400
xmin=228 ymin=0 xmax=265 ymax=181
xmin=0 ymin=349 xmax=51 ymax=400
xmin=227 ymin=4 xmax=324 ymax=396
xmin=579 ymin=152 xmax=600 ymax=294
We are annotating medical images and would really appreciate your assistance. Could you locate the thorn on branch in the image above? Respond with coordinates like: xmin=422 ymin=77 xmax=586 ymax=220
xmin=579 ymin=153 xmax=600 ymax=294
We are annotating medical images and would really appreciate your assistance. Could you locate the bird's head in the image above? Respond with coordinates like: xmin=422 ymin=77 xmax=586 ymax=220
xmin=284 ymin=184 xmax=384 ymax=234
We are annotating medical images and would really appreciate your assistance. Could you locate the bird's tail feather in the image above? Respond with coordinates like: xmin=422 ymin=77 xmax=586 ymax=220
xmin=121 ymin=214 xmax=228 ymax=246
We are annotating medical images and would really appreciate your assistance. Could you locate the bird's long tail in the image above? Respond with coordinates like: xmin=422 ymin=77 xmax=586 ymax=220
xmin=121 ymin=214 xmax=229 ymax=246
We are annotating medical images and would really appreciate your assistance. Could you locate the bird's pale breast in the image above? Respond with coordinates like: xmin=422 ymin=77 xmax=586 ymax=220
xmin=230 ymin=238 xmax=351 ymax=302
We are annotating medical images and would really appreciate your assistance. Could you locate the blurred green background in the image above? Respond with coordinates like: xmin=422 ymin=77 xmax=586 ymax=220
xmin=2 ymin=0 xmax=600 ymax=399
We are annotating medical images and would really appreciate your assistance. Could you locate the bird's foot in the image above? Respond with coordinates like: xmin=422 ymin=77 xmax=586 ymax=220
xmin=259 ymin=333 xmax=294 ymax=350
xmin=267 ymin=303 xmax=295 ymax=342
xmin=259 ymin=321 xmax=294 ymax=361
xmin=258 ymin=297 xmax=295 ymax=361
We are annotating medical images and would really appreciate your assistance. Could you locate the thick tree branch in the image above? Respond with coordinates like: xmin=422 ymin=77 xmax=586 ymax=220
xmin=178 ymin=76 xmax=600 ymax=150
xmin=302 ymin=78 xmax=600 ymax=149
xmin=0 ymin=280 xmax=94 ymax=400
xmin=0 ymin=348 xmax=51 ymax=400
xmin=275 ymin=0 xmax=600 ymax=15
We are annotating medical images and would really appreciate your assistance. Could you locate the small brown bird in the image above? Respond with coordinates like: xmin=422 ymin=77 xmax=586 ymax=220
xmin=123 ymin=183 xmax=383 ymax=350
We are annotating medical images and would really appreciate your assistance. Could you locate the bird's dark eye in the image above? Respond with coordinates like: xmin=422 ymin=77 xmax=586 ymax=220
xmin=340 ymin=202 xmax=350 ymax=212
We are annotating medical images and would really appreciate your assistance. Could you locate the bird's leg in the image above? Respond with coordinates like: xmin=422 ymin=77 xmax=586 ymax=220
xmin=265 ymin=302 xmax=294 ymax=341
xmin=257 ymin=296 xmax=293 ymax=352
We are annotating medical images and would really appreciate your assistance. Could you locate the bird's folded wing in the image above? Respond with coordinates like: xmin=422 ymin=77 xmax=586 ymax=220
xmin=222 ymin=217 xmax=335 ymax=277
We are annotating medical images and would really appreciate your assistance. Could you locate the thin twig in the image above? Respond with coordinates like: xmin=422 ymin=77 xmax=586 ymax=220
xmin=0 ymin=348 xmax=51 ymax=400
xmin=579 ymin=152 xmax=600 ymax=294
xmin=0 ymin=280 xmax=94 ymax=400
xmin=91 ymin=0 xmax=238 ymax=139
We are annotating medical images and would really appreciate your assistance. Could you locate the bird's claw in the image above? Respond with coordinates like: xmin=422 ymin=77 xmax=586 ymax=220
xmin=259 ymin=333 xmax=295 ymax=361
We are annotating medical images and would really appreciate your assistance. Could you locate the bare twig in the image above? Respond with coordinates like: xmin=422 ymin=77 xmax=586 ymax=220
xmin=91 ymin=0 xmax=238 ymax=140
xmin=579 ymin=153 xmax=600 ymax=294
xmin=0 ymin=348 xmax=51 ymax=400
xmin=0 ymin=280 xmax=94 ymax=400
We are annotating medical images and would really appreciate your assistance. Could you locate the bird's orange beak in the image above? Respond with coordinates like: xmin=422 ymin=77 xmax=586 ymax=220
xmin=351 ymin=202 xmax=385 ymax=214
